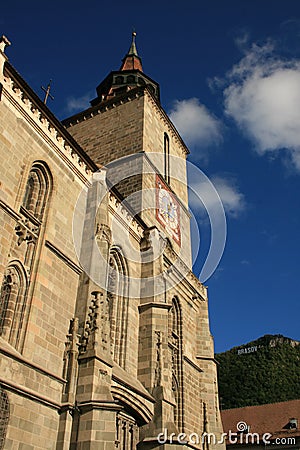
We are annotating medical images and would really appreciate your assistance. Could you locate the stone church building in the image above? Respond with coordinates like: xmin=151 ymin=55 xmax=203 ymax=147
xmin=0 ymin=33 xmax=224 ymax=449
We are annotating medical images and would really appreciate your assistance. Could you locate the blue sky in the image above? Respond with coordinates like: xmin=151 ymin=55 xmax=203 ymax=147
xmin=2 ymin=0 xmax=300 ymax=352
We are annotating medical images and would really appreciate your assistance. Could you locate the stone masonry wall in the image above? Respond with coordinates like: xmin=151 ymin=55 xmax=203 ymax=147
xmin=66 ymin=95 xmax=145 ymax=167
xmin=0 ymin=69 xmax=90 ymax=449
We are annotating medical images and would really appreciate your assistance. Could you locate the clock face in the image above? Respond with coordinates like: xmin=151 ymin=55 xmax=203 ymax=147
xmin=156 ymin=175 xmax=181 ymax=246
xmin=159 ymin=190 xmax=179 ymax=229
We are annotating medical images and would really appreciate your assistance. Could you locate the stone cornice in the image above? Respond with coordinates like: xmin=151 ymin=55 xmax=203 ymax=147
xmin=196 ymin=355 xmax=219 ymax=365
xmin=1 ymin=62 xmax=98 ymax=184
xmin=0 ymin=378 xmax=61 ymax=410
xmin=45 ymin=240 xmax=82 ymax=275
xmin=0 ymin=198 xmax=21 ymax=221
xmin=186 ymin=271 xmax=208 ymax=301
xmin=163 ymin=244 xmax=207 ymax=300
xmin=111 ymin=375 xmax=155 ymax=404
xmin=78 ymin=400 xmax=122 ymax=414
xmin=138 ymin=302 xmax=172 ymax=313
xmin=183 ymin=354 xmax=204 ymax=373
xmin=62 ymin=85 xmax=189 ymax=157
xmin=0 ymin=340 xmax=66 ymax=384
xmin=62 ymin=85 xmax=145 ymax=127
xmin=108 ymin=191 xmax=145 ymax=241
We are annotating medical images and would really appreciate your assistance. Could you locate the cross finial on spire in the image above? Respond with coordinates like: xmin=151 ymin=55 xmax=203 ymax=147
xmin=41 ymin=79 xmax=54 ymax=105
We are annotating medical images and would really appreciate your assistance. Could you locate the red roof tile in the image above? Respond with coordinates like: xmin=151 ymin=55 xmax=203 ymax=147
xmin=221 ymin=399 xmax=300 ymax=441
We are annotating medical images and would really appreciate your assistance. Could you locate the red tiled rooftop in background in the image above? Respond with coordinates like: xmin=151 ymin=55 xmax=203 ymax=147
xmin=221 ymin=399 xmax=300 ymax=441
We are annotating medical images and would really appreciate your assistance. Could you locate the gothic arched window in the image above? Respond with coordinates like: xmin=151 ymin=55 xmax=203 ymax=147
xmin=168 ymin=296 xmax=183 ymax=430
xmin=116 ymin=411 xmax=138 ymax=450
xmin=0 ymin=263 xmax=28 ymax=351
xmin=164 ymin=132 xmax=170 ymax=184
xmin=0 ymin=386 xmax=9 ymax=450
xmin=107 ymin=247 xmax=129 ymax=368
xmin=0 ymin=276 xmax=11 ymax=334
xmin=22 ymin=162 xmax=51 ymax=220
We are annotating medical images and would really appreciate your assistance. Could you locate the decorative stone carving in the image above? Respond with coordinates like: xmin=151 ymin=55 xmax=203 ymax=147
xmin=63 ymin=318 xmax=80 ymax=402
xmin=15 ymin=218 xmax=39 ymax=245
xmin=108 ymin=192 xmax=143 ymax=239
xmin=0 ymin=35 xmax=11 ymax=54
xmin=95 ymin=223 xmax=112 ymax=244
xmin=1 ymin=75 xmax=94 ymax=182
xmin=80 ymin=291 xmax=110 ymax=354
xmin=140 ymin=229 xmax=151 ymax=252
xmin=154 ymin=331 xmax=162 ymax=387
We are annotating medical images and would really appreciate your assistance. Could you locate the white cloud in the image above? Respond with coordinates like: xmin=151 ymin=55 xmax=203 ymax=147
xmin=212 ymin=176 xmax=246 ymax=218
xmin=223 ymin=41 xmax=300 ymax=171
xmin=169 ymin=98 xmax=222 ymax=154
xmin=189 ymin=174 xmax=246 ymax=219
xmin=234 ymin=31 xmax=251 ymax=52
xmin=241 ymin=260 xmax=251 ymax=265
xmin=65 ymin=92 xmax=91 ymax=114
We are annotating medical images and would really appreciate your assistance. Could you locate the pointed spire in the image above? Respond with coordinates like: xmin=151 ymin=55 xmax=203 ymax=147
xmin=120 ymin=31 xmax=143 ymax=72
xmin=128 ymin=31 xmax=138 ymax=56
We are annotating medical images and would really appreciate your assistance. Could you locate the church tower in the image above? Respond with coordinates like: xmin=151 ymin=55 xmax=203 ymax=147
xmin=0 ymin=33 xmax=224 ymax=450
xmin=62 ymin=33 xmax=224 ymax=450
xmin=64 ymin=32 xmax=192 ymax=266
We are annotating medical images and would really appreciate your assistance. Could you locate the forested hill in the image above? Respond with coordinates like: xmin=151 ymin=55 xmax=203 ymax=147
xmin=215 ymin=334 xmax=300 ymax=410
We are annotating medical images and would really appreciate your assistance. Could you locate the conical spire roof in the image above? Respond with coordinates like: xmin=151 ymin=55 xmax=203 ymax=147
xmin=90 ymin=31 xmax=160 ymax=106
xmin=120 ymin=32 xmax=143 ymax=72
